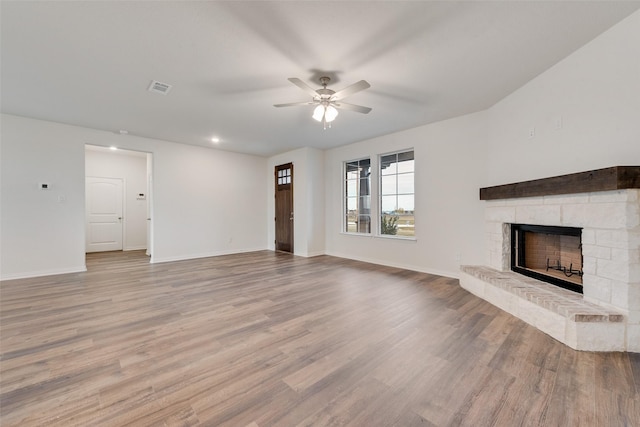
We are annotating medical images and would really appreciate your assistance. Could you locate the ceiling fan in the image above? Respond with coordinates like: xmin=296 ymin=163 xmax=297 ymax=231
xmin=274 ymin=77 xmax=372 ymax=129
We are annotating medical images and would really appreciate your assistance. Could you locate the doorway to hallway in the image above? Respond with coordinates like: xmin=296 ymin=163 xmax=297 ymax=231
xmin=85 ymin=145 xmax=151 ymax=258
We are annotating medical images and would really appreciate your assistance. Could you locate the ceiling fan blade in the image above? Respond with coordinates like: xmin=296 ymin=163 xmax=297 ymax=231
xmin=331 ymin=80 xmax=371 ymax=100
xmin=288 ymin=78 xmax=319 ymax=98
xmin=333 ymin=102 xmax=372 ymax=114
xmin=273 ymin=101 xmax=315 ymax=108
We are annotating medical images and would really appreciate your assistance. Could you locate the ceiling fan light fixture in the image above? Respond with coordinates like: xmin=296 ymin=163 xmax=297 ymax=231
xmin=275 ymin=76 xmax=370 ymax=129
xmin=312 ymin=104 xmax=325 ymax=122
xmin=325 ymin=105 xmax=338 ymax=122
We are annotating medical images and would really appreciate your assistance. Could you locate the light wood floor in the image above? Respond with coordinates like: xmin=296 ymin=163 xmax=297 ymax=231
xmin=1 ymin=250 xmax=638 ymax=426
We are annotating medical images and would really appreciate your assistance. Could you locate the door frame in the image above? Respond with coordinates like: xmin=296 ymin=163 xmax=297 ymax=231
xmin=84 ymin=145 xmax=153 ymax=260
xmin=274 ymin=162 xmax=294 ymax=253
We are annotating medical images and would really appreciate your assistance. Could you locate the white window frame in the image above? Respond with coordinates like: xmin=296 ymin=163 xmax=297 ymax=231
xmin=343 ymin=157 xmax=372 ymax=235
xmin=379 ymin=149 xmax=415 ymax=239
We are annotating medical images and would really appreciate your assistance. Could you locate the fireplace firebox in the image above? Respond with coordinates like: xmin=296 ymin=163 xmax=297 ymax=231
xmin=510 ymin=224 xmax=583 ymax=293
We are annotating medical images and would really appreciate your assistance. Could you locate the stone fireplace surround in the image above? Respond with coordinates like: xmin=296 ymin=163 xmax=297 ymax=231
xmin=460 ymin=167 xmax=640 ymax=352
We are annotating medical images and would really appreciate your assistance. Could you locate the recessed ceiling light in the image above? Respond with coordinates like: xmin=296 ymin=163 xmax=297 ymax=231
xmin=118 ymin=130 xmax=129 ymax=135
xmin=109 ymin=146 xmax=118 ymax=151
xmin=211 ymin=137 xmax=220 ymax=143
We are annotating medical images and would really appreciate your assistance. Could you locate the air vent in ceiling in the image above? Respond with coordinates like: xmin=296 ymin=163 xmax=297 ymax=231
xmin=148 ymin=80 xmax=172 ymax=95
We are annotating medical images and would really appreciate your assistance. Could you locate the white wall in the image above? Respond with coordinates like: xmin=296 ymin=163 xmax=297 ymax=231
xmin=324 ymin=111 xmax=488 ymax=278
xmin=151 ymin=140 xmax=267 ymax=262
xmin=85 ymin=147 xmax=148 ymax=251
xmin=1 ymin=116 xmax=87 ymax=279
xmin=267 ymin=147 xmax=325 ymax=257
xmin=486 ymin=10 xmax=640 ymax=185
xmin=305 ymin=148 xmax=326 ymax=256
xmin=1 ymin=114 xmax=268 ymax=279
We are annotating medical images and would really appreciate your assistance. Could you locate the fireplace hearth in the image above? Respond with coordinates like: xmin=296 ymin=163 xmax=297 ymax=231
xmin=511 ymin=224 xmax=583 ymax=294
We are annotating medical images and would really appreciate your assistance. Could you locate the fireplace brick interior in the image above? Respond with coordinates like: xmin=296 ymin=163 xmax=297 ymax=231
xmin=524 ymin=233 xmax=582 ymax=274
xmin=512 ymin=225 xmax=584 ymax=292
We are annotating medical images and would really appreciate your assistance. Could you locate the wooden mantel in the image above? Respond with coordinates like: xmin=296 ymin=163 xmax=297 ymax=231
xmin=480 ymin=166 xmax=640 ymax=200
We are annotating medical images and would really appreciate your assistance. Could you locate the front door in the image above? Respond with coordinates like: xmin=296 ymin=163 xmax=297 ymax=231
xmin=275 ymin=163 xmax=293 ymax=253
xmin=86 ymin=177 xmax=123 ymax=252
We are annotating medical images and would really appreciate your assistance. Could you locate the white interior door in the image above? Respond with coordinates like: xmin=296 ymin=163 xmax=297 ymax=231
xmin=86 ymin=177 xmax=123 ymax=252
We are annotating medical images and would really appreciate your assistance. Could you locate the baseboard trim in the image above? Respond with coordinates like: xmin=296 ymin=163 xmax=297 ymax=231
xmin=1 ymin=265 xmax=87 ymax=281
xmin=296 ymin=250 xmax=326 ymax=258
xmin=324 ymin=251 xmax=459 ymax=280
xmin=150 ymin=247 xmax=268 ymax=264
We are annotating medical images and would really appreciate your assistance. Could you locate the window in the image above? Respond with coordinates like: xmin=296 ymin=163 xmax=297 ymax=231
xmin=344 ymin=158 xmax=371 ymax=233
xmin=277 ymin=167 xmax=291 ymax=186
xmin=380 ymin=150 xmax=414 ymax=237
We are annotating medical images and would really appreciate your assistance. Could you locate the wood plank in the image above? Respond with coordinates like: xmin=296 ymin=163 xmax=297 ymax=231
xmin=479 ymin=166 xmax=640 ymax=200
xmin=1 ymin=250 xmax=638 ymax=426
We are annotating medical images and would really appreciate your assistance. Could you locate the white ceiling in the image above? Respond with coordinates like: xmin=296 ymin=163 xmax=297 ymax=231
xmin=2 ymin=1 xmax=639 ymax=157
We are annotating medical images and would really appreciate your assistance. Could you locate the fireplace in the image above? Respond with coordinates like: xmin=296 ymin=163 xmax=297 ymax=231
xmin=460 ymin=166 xmax=640 ymax=352
xmin=511 ymin=224 xmax=583 ymax=294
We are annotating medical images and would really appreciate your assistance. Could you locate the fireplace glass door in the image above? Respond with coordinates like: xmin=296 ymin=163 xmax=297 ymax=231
xmin=511 ymin=224 xmax=583 ymax=293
